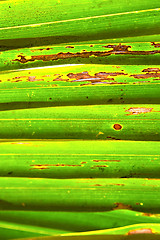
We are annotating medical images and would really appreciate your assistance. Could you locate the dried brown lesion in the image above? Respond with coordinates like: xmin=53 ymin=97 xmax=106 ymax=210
xmin=125 ymin=107 xmax=153 ymax=116
xmin=128 ymin=228 xmax=153 ymax=235
xmin=107 ymin=136 xmax=121 ymax=140
xmin=65 ymin=46 xmax=75 ymax=48
xmin=30 ymin=164 xmax=82 ymax=170
xmin=142 ymin=212 xmax=160 ymax=217
xmin=31 ymin=48 xmax=52 ymax=52
xmin=13 ymin=43 xmax=160 ymax=64
xmin=28 ymin=76 xmax=44 ymax=82
xmin=102 ymin=44 xmax=131 ymax=51
xmin=30 ymin=165 xmax=50 ymax=170
xmin=151 ymin=42 xmax=160 ymax=48
xmin=113 ymin=124 xmax=122 ymax=130
xmin=94 ymin=165 xmax=108 ymax=167
xmin=3 ymin=70 xmax=128 ymax=85
xmin=130 ymin=68 xmax=160 ymax=79
xmin=90 ymin=165 xmax=108 ymax=169
xmin=113 ymin=202 xmax=132 ymax=210
xmin=66 ymin=71 xmax=127 ymax=85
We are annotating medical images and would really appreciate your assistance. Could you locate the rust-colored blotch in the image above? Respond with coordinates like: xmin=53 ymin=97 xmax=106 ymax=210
xmin=113 ymin=124 xmax=122 ymax=130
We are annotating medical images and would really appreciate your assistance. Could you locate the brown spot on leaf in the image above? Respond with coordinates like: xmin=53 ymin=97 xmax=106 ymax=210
xmin=28 ymin=76 xmax=36 ymax=82
xmin=128 ymin=229 xmax=153 ymax=235
xmin=66 ymin=71 xmax=125 ymax=84
xmin=125 ymin=107 xmax=153 ymax=115
xmin=114 ymin=203 xmax=132 ymax=210
xmin=141 ymin=212 xmax=160 ymax=217
xmin=95 ymin=72 xmax=127 ymax=77
xmin=11 ymin=143 xmax=30 ymax=144
xmin=30 ymin=164 xmax=82 ymax=170
xmin=65 ymin=71 xmax=127 ymax=86
xmin=148 ymin=178 xmax=160 ymax=180
xmin=28 ymin=76 xmax=44 ymax=82
xmin=102 ymin=44 xmax=131 ymax=51
xmin=52 ymin=77 xmax=69 ymax=82
xmin=13 ymin=44 xmax=160 ymax=64
xmin=30 ymin=165 xmax=50 ymax=170
xmin=12 ymin=76 xmax=27 ymax=79
xmin=14 ymin=55 xmax=27 ymax=63
xmin=151 ymin=42 xmax=160 ymax=48
xmin=142 ymin=68 xmax=160 ymax=72
xmin=141 ymin=212 xmax=152 ymax=217
xmin=107 ymin=136 xmax=121 ymax=140
xmin=130 ymin=68 xmax=160 ymax=79
xmin=31 ymin=48 xmax=52 ymax=52
xmin=94 ymin=165 xmax=108 ymax=167
xmin=65 ymin=46 xmax=74 ymax=48
xmin=113 ymin=124 xmax=122 ymax=130
xmin=67 ymin=72 xmax=92 ymax=80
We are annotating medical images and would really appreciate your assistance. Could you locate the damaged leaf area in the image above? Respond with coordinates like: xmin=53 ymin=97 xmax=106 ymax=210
xmin=151 ymin=42 xmax=160 ymax=48
xmin=61 ymin=223 xmax=160 ymax=236
xmin=0 ymin=64 xmax=159 ymax=106
xmin=127 ymin=228 xmax=153 ymax=235
xmin=0 ymin=140 xmax=160 ymax=178
xmin=1 ymin=177 xmax=160 ymax=212
xmin=125 ymin=107 xmax=153 ymax=115
xmin=66 ymin=71 xmax=127 ymax=85
xmin=30 ymin=164 xmax=82 ymax=170
xmin=1 ymin=64 xmax=160 ymax=87
xmin=1 ymin=42 xmax=160 ymax=71
xmin=114 ymin=203 xmax=132 ymax=210
xmin=13 ymin=43 xmax=160 ymax=64
xmin=0 ymin=104 xmax=159 ymax=141
xmin=130 ymin=67 xmax=160 ymax=79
